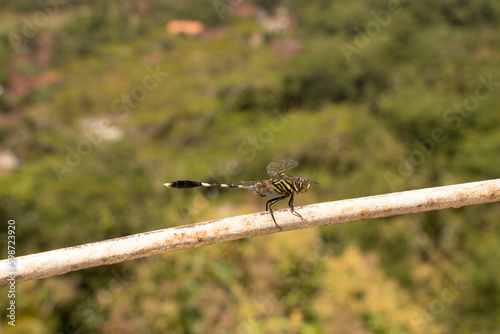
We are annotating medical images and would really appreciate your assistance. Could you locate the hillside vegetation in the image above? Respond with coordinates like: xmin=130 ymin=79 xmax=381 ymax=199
xmin=1 ymin=0 xmax=500 ymax=332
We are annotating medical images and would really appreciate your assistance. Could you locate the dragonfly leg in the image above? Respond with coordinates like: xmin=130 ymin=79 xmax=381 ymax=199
xmin=288 ymin=193 xmax=304 ymax=221
xmin=266 ymin=196 xmax=288 ymax=230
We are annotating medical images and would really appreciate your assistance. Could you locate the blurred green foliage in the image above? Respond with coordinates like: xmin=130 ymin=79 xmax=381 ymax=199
xmin=1 ymin=0 xmax=500 ymax=333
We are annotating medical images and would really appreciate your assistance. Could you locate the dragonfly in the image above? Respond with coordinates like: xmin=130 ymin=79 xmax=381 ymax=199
xmin=164 ymin=158 xmax=317 ymax=230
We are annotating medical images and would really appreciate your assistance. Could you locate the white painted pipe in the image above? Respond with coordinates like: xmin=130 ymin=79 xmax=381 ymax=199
xmin=2 ymin=178 xmax=499 ymax=285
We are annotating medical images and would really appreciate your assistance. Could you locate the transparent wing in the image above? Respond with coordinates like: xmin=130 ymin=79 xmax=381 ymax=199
xmin=240 ymin=180 xmax=261 ymax=186
xmin=271 ymin=174 xmax=298 ymax=183
xmin=241 ymin=180 xmax=278 ymax=197
xmin=266 ymin=158 xmax=299 ymax=176
xmin=272 ymin=174 xmax=318 ymax=185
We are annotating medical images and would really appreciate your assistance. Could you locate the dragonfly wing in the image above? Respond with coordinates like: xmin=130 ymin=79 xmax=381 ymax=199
xmin=241 ymin=180 xmax=260 ymax=186
xmin=273 ymin=174 xmax=318 ymax=185
xmin=241 ymin=180 xmax=278 ymax=197
xmin=266 ymin=158 xmax=299 ymax=176
xmin=272 ymin=174 xmax=296 ymax=183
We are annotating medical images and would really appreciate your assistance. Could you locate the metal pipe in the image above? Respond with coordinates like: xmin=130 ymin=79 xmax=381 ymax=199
xmin=2 ymin=178 xmax=499 ymax=285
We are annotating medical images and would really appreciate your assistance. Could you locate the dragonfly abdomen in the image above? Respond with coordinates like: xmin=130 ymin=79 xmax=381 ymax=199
xmin=165 ymin=180 xmax=245 ymax=189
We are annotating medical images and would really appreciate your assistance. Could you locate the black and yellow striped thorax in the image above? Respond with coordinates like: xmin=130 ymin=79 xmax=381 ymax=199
xmin=271 ymin=178 xmax=295 ymax=196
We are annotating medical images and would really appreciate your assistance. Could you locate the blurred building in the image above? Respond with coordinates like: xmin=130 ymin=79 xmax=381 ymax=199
xmin=166 ymin=20 xmax=205 ymax=36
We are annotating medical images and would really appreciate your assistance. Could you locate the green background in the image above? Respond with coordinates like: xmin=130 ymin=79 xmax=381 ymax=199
xmin=1 ymin=0 xmax=500 ymax=332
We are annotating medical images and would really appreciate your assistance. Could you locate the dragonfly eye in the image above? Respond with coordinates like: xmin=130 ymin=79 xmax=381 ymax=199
xmin=297 ymin=177 xmax=311 ymax=192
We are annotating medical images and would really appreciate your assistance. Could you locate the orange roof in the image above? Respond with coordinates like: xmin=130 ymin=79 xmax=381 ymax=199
xmin=166 ymin=20 xmax=205 ymax=36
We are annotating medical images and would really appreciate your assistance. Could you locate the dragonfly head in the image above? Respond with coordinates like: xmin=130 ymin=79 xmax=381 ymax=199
xmin=296 ymin=176 xmax=317 ymax=193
